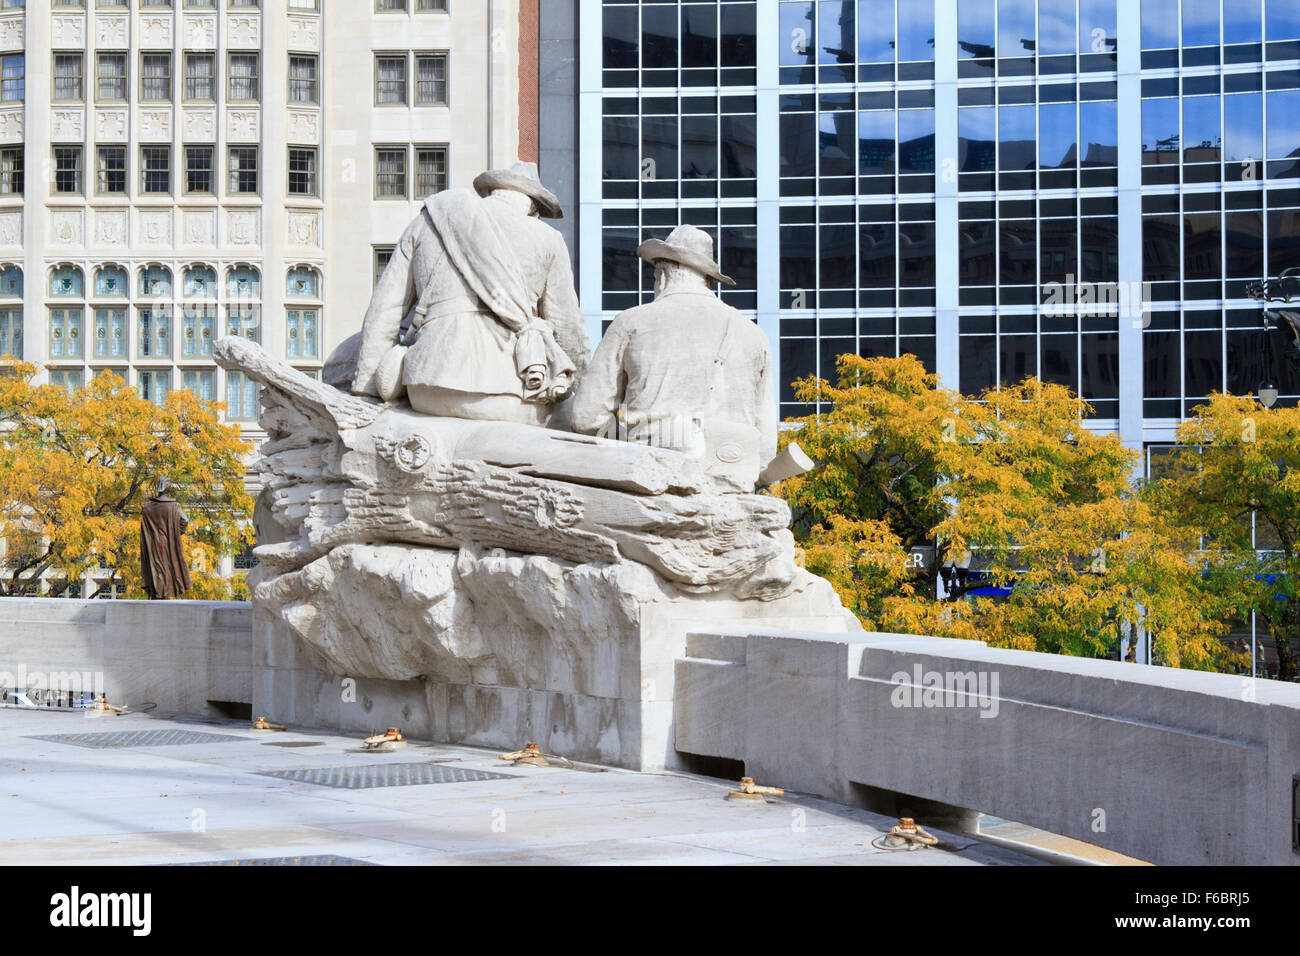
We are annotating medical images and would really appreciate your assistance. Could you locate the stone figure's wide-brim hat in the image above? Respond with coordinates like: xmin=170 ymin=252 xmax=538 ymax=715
xmin=637 ymin=224 xmax=735 ymax=286
xmin=473 ymin=161 xmax=564 ymax=219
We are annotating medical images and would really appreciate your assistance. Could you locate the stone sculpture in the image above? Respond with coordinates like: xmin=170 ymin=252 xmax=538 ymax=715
xmin=571 ymin=224 xmax=776 ymax=493
xmin=215 ymin=161 xmax=856 ymax=769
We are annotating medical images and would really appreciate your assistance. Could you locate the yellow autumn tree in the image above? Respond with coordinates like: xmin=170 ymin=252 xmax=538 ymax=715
xmin=0 ymin=358 xmax=254 ymax=599
xmin=774 ymin=354 xmax=1238 ymax=670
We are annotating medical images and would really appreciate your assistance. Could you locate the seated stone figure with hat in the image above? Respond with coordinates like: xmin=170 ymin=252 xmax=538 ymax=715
xmin=351 ymin=161 xmax=589 ymax=427
xmin=570 ymin=224 xmax=778 ymax=491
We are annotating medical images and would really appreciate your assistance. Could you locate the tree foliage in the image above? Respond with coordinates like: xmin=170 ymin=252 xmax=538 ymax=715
xmin=0 ymin=359 xmax=254 ymax=599
xmin=775 ymin=354 xmax=1239 ymax=671
xmin=1144 ymin=393 xmax=1300 ymax=681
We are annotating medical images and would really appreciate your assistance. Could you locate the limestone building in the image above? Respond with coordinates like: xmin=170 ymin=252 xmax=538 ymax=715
xmin=0 ymin=0 xmax=528 ymax=444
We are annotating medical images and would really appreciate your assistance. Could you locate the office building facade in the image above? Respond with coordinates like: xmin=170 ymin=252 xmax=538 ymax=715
xmin=565 ymin=0 xmax=1300 ymax=446
xmin=0 ymin=0 xmax=525 ymax=445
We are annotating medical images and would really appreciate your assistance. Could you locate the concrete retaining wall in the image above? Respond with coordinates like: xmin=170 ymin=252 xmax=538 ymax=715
xmin=0 ymin=598 xmax=252 ymax=716
xmin=675 ymin=628 xmax=1300 ymax=866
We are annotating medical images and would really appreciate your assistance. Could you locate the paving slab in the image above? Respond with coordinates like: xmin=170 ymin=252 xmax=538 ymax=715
xmin=0 ymin=710 xmax=1047 ymax=866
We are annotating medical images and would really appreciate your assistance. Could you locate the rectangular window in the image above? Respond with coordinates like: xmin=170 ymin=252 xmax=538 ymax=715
xmin=375 ymin=147 xmax=407 ymax=198
xmin=289 ymin=54 xmax=318 ymax=104
xmin=181 ymin=306 xmax=214 ymax=357
xmin=96 ymin=146 xmax=126 ymax=195
xmin=289 ymin=0 xmax=319 ymax=9
xmin=227 ymin=305 xmax=260 ymax=343
xmin=375 ymin=54 xmax=407 ymax=104
xmin=49 ymin=369 xmax=84 ymax=394
xmin=228 ymin=0 xmax=258 ymax=6
xmin=225 ymin=370 xmax=258 ymax=420
xmin=137 ymin=306 xmax=171 ymax=358
xmin=416 ymin=53 xmax=448 ymax=105
xmin=140 ymin=145 xmax=170 ymax=194
xmin=49 ymin=308 xmax=83 ymax=359
xmin=415 ymin=146 xmax=448 ymax=196
xmin=288 ymin=147 xmax=318 ymax=196
xmin=53 ymin=147 xmax=83 ymax=194
xmin=96 ymin=53 xmax=126 ymax=101
xmin=374 ymin=246 xmax=394 ymax=288
xmin=93 ymin=308 xmax=126 ymax=358
xmin=184 ymin=53 xmax=215 ymax=102
xmin=228 ymin=53 xmax=260 ymax=101
xmin=138 ymin=369 xmax=170 ymax=406
xmin=0 ymin=147 xmax=21 ymax=195
xmin=0 ymin=309 xmax=22 ymax=360
xmin=182 ymin=369 xmax=215 ymax=402
xmin=286 ymin=308 xmax=318 ymax=359
xmin=0 ymin=54 xmax=22 ymax=102
xmin=228 ymin=146 xmax=259 ymax=194
xmin=185 ymin=145 xmax=214 ymax=194
xmin=53 ymin=52 xmax=84 ymax=101
xmin=417 ymin=0 xmax=448 ymax=9
xmin=140 ymin=52 xmax=171 ymax=101
xmin=377 ymin=0 xmax=407 ymax=10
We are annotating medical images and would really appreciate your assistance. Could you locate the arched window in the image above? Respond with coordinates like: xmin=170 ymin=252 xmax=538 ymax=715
xmin=138 ymin=265 xmax=172 ymax=298
xmin=184 ymin=266 xmax=216 ymax=298
xmin=94 ymin=266 xmax=127 ymax=297
xmin=226 ymin=265 xmax=261 ymax=300
xmin=0 ymin=265 xmax=22 ymax=297
xmin=286 ymin=266 xmax=319 ymax=298
xmin=50 ymin=266 xmax=83 ymax=297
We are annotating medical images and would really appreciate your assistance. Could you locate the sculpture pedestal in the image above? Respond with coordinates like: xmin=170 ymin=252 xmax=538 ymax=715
xmin=250 ymin=545 xmax=858 ymax=770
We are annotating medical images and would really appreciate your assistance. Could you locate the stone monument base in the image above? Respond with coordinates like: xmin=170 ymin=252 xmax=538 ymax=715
xmin=250 ymin=544 xmax=859 ymax=770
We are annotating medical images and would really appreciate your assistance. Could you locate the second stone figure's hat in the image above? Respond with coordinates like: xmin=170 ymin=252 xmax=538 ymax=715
xmin=637 ymin=224 xmax=736 ymax=286
xmin=474 ymin=161 xmax=563 ymax=219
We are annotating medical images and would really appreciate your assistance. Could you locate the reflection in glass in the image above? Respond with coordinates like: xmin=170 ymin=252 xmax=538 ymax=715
xmin=1039 ymin=218 xmax=1078 ymax=282
xmin=1081 ymin=333 xmax=1119 ymax=399
xmin=641 ymin=116 xmax=678 ymax=181
xmin=602 ymin=116 xmax=637 ymax=179
xmin=819 ymin=1 xmax=855 ymax=64
xmin=1142 ymin=98 xmax=1180 ymax=163
xmin=1224 ymin=93 xmax=1263 ymax=164
xmin=681 ymin=116 xmax=717 ymax=179
xmin=780 ymin=225 xmax=816 ymax=289
xmin=1182 ymin=0 xmax=1220 ymax=47
xmin=603 ymin=6 xmax=637 ymax=70
xmin=1079 ymin=0 xmax=1117 ymax=53
xmin=1267 ymin=0 xmax=1300 ymax=41
xmin=1000 ymin=220 xmax=1036 ymax=284
xmin=781 ymin=2 xmax=816 ymax=67
xmin=857 ymin=0 xmax=895 ymax=62
xmin=1081 ymin=217 xmax=1119 ymax=283
xmin=1038 ymin=0 xmax=1076 ymax=55
xmin=819 ymin=112 xmax=856 ymax=177
xmin=1183 ymin=95 xmax=1221 ymax=162
xmin=859 ymin=222 xmax=895 ymax=288
xmin=959 ymin=107 xmax=996 ymax=172
xmin=1184 ymin=213 xmax=1222 ymax=280
xmin=1080 ymin=100 xmax=1117 ymax=166
xmin=1143 ymin=214 xmax=1180 ymax=282
xmin=898 ymin=110 xmax=935 ymax=172
xmin=1225 ymin=211 xmax=1264 ymax=278
xmin=858 ymin=111 xmax=895 ymax=174
xmin=820 ymin=224 xmax=855 ymax=287
xmin=999 ymin=0 xmax=1035 ymax=56
xmin=958 ymin=0 xmax=996 ymax=58
xmin=641 ymin=5 xmax=678 ymax=70
xmin=1267 ymin=90 xmax=1300 ymax=159
xmin=681 ymin=5 xmax=718 ymax=68
xmin=721 ymin=4 xmax=758 ymax=67
xmin=780 ymin=113 xmax=816 ymax=177
xmin=721 ymin=116 xmax=757 ymax=178
xmin=898 ymin=1 xmax=935 ymax=60
xmin=899 ymin=223 xmax=935 ymax=287
xmin=1039 ymin=102 xmax=1077 ymax=168
xmin=999 ymin=104 xmax=1035 ymax=171
xmin=1141 ymin=0 xmax=1178 ymax=49
xmin=959 ymin=221 xmax=996 ymax=285
xmin=1224 ymin=0 xmax=1262 ymax=44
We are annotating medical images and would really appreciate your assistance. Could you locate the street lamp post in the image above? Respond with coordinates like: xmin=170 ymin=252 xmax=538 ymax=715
xmin=1246 ymin=267 xmax=1300 ymax=408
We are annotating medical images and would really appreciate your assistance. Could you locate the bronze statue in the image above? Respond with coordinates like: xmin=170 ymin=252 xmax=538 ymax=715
xmin=140 ymin=477 xmax=191 ymax=599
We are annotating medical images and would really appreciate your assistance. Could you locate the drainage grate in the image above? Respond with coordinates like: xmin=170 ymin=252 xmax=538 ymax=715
xmin=27 ymin=729 xmax=250 ymax=749
xmin=172 ymin=855 xmax=376 ymax=866
xmin=259 ymin=762 xmax=517 ymax=790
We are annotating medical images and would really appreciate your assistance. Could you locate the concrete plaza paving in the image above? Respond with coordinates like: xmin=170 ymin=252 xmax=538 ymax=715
xmin=0 ymin=709 xmax=1047 ymax=866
